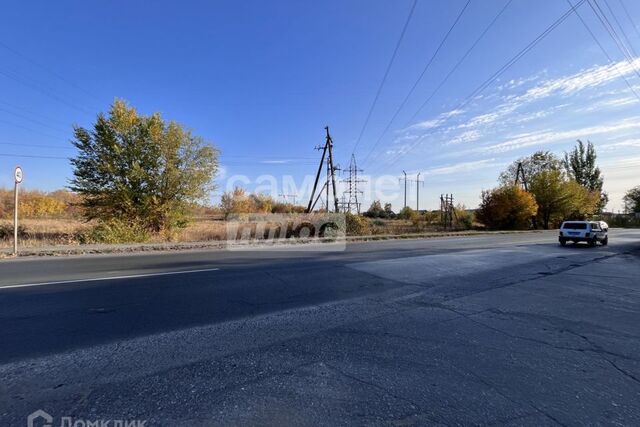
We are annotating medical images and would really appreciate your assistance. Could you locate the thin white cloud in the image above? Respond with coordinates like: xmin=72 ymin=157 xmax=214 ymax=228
xmin=423 ymin=158 xmax=500 ymax=176
xmin=405 ymin=58 xmax=640 ymax=147
xmin=405 ymin=108 xmax=464 ymax=131
xmin=260 ymin=159 xmax=293 ymax=164
xmin=380 ymin=59 xmax=640 ymax=210
xmin=481 ymin=118 xmax=640 ymax=154
xmin=518 ymin=59 xmax=640 ymax=102
xmin=599 ymin=138 xmax=640 ymax=152
xmin=446 ymin=130 xmax=481 ymax=145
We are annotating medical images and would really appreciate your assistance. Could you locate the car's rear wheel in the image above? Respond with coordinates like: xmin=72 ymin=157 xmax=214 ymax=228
xmin=559 ymin=238 xmax=566 ymax=246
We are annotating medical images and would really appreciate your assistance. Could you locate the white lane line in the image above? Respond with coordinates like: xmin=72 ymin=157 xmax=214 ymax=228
xmin=0 ymin=267 xmax=220 ymax=290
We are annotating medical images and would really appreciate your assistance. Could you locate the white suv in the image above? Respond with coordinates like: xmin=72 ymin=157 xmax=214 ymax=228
xmin=559 ymin=221 xmax=608 ymax=246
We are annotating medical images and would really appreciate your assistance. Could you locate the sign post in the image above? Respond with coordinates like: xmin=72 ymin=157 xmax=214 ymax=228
xmin=13 ymin=166 xmax=23 ymax=256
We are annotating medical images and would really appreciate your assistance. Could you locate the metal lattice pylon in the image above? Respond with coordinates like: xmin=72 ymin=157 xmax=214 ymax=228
xmin=342 ymin=154 xmax=366 ymax=214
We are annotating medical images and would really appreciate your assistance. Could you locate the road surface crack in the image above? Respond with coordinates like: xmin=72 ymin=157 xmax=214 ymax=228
xmin=323 ymin=362 xmax=447 ymax=425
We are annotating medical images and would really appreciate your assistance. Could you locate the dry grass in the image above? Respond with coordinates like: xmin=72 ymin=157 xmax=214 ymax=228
xmin=0 ymin=218 xmax=93 ymax=248
xmin=0 ymin=216 xmax=465 ymax=250
xmin=367 ymin=219 xmax=443 ymax=235
xmin=174 ymin=218 xmax=228 ymax=242
xmin=0 ymin=217 xmax=231 ymax=249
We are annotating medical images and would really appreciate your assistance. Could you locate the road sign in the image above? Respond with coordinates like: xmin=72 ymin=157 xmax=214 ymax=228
xmin=13 ymin=166 xmax=22 ymax=255
xmin=14 ymin=166 xmax=23 ymax=184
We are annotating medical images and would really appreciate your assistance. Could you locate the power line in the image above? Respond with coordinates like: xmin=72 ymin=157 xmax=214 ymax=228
xmin=0 ymin=67 xmax=94 ymax=116
xmin=0 ymin=142 xmax=75 ymax=150
xmin=360 ymin=0 xmax=472 ymax=167
xmin=566 ymin=0 xmax=640 ymax=102
xmin=593 ymin=0 xmax=637 ymax=60
xmin=220 ymin=155 xmax=317 ymax=160
xmin=0 ymin=118 xmax=65 ymax=140
xmin=370 ymin=0 xmax=589 ymax=174
xmin=0 ymin=100 xmax=67 ymax=125
xmin=0 ymin=152 xmax=69 ymax=160
xmin=403 ymin=0 xmax=514 ymax=128
xmin=0 ymin=40 xmax=101 ymax=101
xmin=350 ymin=0 xmax=418 ymax=155
xmin=602 ymin=0 xmax=638 ymax=55
xmin=617 ymin=0 xmax=640 ymax=41
xmin=587 ymin=0 xmax=640 ymax=78
xmin=0 ymin=106 xmax=68 ymax=134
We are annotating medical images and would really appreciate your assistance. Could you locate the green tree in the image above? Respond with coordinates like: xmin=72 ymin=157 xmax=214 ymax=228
xmin=623 ymin=186 xmax=640 ymax=213
xmin=454 ymin=203 xmax=474 ymax=230
xmin=563 ymin=140 xmax=608 ymax=212
xmin=476 ymin=185 xmax=538 ymax=230
xmin=364 ymin=200 xmax=385 ymax=218
xmin=499 ymin=151 xmax=562 ymax=186
xmin=397 ymin=206 xmax=417 ymax=221
xmin=220 ymin=187 xmax=254 ymax=216
xmin=70 ymin=100 xmax=218 ymax=235
xmin=528 ymin=170 xmax=600 ymax=229
xmin=383 ymin=203 xmax=395 ymax=218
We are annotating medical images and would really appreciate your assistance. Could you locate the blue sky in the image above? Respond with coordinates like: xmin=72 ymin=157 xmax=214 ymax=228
xmin=1 ymin=0 xmax=639 ymax=211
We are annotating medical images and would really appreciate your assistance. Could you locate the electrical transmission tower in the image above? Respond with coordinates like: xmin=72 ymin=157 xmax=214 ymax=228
xmin=306 ymin=126 xmax=340 ymax=213
xmin=440 ymin=193 xmax=457 ymax=230
xmin=514 ymin=162 xmax=529 ymax=191
xmin=342 ymin=154 xmax=366 ymax=214
xmin=279 ymin=193 xmax=298 ymax=205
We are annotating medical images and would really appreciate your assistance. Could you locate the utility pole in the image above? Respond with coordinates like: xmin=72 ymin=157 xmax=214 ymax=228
xmin=400 ymin=170 xmax=408 ymax=209
xmin=306 ymin=126 xmax=340 ymax=213
xmin=13 ymin=166 xmax=23 ymax=256
xmin=416 ymin=172 xmax=423 ymax=211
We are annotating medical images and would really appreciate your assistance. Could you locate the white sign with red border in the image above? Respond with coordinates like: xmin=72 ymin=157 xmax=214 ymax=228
xmin=14 ymin=166 xmax=23 ymax=184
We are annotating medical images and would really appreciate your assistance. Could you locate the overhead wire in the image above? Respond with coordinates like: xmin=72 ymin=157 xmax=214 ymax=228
xmin=0 ymin=40 xmax=101 ymax=101
xmin=565 ymin=0 xmax=640 ymax=103
xmin=616 ymin=0 xmax=640 ymax=41
xmin=369 ymin=0 xmax=589 ymax=175
xmin=602 ymin=0 xmax=638 ymax=55
xmin=403 ymin=0 xmax=514 ymax=128
xmin=587 ymin=0 xmax=640 ymax=78
xmin=350 ymin=0 xmax=418 ymax=155
xmin=359 ymin=0 xmax=473 ymax=167
xmin=0 ymin=67 xmax=94 ymax=116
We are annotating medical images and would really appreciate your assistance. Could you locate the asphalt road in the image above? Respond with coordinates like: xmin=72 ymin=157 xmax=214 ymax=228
xmin=1 ymin=230 xmax=639 ymax=426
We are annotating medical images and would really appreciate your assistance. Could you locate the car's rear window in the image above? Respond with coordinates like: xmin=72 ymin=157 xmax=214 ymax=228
xmin=562 ymin=222 xmax=587 ymax=229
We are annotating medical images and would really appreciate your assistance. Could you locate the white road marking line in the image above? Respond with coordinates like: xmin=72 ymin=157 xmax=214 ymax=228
xmin=0 ymin=267 xmax=220 ymax=290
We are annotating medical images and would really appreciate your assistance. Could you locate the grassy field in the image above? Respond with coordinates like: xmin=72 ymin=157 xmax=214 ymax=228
xmin=0 ymin=218 xmax=93 ymax=248
xmin=0 ymin=217 xmax=231 ymax=248
xmin=0 ymin=216 xmax=450 ymax=249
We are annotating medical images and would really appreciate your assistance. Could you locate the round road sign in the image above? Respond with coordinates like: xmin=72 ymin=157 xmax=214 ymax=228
xmin=14 ymin=166 xmax=23 ymax=184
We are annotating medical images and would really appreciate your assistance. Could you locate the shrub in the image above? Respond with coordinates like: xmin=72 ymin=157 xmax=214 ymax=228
xmin=81 ymin=219 xmax=150 ymax=244
xmin=477 ymin=185 xmax=538 ymax=230
xmin=0 ymin=224 xmax=28 ymax=239
xmin=454 ymin=204 xmax=474 ymax=230
xmin=21 ymin=195 xmax=66 ymax=218
xmin=345 ymin=213 xmax=371 ymax=236
xmin=397 ymin=206 xmax=418 ymax=221
xmin=364 ymin=201 xmax=386 ymax=218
